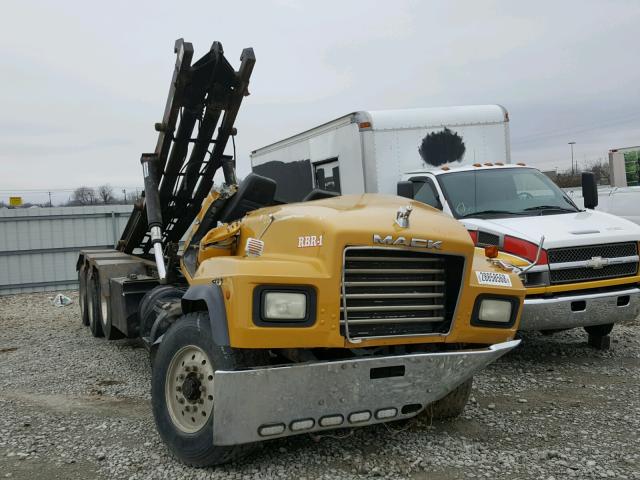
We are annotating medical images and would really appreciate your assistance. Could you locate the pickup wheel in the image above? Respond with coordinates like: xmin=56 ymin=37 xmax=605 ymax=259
xmin=151 ymin=313 xmax=266 ymax=467
xmin=420 ymin=378 xmax=473 ymax=421
xmin=78 ymin=265 xmax=89 ymax=326
xmin=584 ymin=323 xmax=614 ymax=337
xmin=87 ymin=270 xmax=104 ymax=338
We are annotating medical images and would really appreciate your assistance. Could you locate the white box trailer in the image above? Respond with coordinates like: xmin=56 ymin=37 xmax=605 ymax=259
xmin=250 ymin=105 xmax=510 ymax=202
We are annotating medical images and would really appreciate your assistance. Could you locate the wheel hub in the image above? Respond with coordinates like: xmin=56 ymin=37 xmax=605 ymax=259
xmin=182 ymin=373 xmax=201 ymax=402
xmin=165 ymin=345 xmax=215 ymax=433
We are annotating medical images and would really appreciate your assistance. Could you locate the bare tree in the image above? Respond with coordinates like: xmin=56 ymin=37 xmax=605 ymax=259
xmin=97 ymin=184 xmax=115 ymax=204
xmin=587 ymin=159 xmax=610 ymax=185
xmin=70 ymin=186 xmax=97 ymax=205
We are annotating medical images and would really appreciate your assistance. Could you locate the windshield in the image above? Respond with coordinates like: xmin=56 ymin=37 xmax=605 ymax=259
xmin=437 ymin=168 xmax=580 ymax=219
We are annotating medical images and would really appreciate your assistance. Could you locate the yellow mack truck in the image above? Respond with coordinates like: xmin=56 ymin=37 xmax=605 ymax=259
xmin=76 ymin=39 xmax=525 ymax=467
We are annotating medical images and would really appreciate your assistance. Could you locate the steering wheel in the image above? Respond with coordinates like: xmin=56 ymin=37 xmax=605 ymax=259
xmin=518 ymin=192 xmax=533 ymax=200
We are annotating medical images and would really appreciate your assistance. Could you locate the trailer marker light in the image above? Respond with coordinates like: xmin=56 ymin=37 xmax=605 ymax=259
xmin=319 ymin=415 xmax=344 ymax=427
xmin=484 ymin=162 xmax=494 ymax=166
xmin=495 ymin=162 xmax=504 ymax=166
xmin=468 ymin=230 xmax=479 ymax=244
xmin=375 ymin=408 xmax=398 ymax=420
xmin=441 ymin=166 xmax=450 ymax=171
xmin=473 ymin=163 xmax=482 ymax=167
xmin=348 ymin=411 xmax=371 ymax=423
xmin=358 ymin=121 xmax=372 ymax=130
xmin=516 ymin=162 xmax=526 ymax=166
xmin=258 ymin=423 xmax=286 ymax=437
xmin=290 ymin=419 xmax=314 ymax=431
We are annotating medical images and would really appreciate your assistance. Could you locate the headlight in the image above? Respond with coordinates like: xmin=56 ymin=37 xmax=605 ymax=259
xmin=253 ymin=286 xmax=317 ymax=326
xmin=479 ymin=299 xmax=512 ymax=323
xmin=471 ymin=295 xmax=519 ymax=328
xmin=264 ymin=292 xmax=307 ymax=320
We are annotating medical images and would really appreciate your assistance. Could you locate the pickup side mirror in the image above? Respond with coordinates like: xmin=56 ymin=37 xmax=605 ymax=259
xmin=581 ymin=172 xmax=598 ymax=209
xmin=397 ymin=181 xmax=414 ymax=199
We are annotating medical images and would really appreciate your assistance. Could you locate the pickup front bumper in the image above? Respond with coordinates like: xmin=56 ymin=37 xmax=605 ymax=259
xmin=520 ymin=286 xmax=640 ymax=331
xmin=212 ymin=340 xmax=519 ymax=446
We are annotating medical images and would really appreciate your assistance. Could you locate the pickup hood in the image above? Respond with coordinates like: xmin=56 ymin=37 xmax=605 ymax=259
xmin=461 ymin=209 xmax=640 ymax=249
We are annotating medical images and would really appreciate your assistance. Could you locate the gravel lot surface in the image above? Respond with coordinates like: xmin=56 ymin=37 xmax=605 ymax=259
xmin=1 ymin=291 xmax=639 ymax=479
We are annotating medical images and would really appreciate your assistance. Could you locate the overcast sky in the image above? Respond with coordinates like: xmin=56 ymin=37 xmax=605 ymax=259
xmin=1 ymin=0 xmax=639 ymax=204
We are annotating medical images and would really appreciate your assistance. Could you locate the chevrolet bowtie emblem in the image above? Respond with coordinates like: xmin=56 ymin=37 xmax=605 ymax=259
xmin=586 ymin=256 xmax=608 ymax=269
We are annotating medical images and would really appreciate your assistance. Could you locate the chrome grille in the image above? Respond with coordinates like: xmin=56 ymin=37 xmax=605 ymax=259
xmin=340 ymin=248 xmax=464 ymax=339
xmin=548 ymin=242 xmax=638 ymax=263
xmin=548 ymin=242 xmax=639 ymax=285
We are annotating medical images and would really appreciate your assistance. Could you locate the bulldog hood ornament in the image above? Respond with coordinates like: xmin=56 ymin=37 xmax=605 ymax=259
xmin=395 ymin=205 xmax=412 ymax=228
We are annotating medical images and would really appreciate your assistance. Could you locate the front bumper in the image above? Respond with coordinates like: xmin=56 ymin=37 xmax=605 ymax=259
xmin=520 ymin=286 xmax=640 ymax=331
xmin=212 ymin=340 xmax=519 ymax=446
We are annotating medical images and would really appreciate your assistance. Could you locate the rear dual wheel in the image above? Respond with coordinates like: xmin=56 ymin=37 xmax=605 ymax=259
xmin=78 ymin=265 xmax=89 ymax=326
xmin=87 ymin=269 xmax=123 ymax=340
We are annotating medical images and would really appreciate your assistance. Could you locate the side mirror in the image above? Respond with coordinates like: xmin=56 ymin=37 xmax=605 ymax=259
xmin=397 ymin=181 xmax=414 ymax=199
xmin=581 ymin=172 xmax=598 ymax=209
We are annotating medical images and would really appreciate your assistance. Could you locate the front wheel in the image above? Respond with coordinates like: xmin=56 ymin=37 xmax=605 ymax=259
xmin=151 ymin=313 xmax=262 ymax=467
xmin=420 ymin=378 xmax=473 ymax=421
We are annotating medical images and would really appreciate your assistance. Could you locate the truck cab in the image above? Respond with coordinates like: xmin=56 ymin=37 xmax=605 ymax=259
xmin=399 ymin=163 xmax=640 ymax=340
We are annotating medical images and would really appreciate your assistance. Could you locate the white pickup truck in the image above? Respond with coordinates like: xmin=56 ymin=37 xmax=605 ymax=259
xmin=250 ymin=105 xmax=640 ymax=343
xmin=398 ymin=164 xmax=640 ymax=341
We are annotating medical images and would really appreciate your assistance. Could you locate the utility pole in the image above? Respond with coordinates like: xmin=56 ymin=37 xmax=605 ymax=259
xmin=48 ymin=191 xmax=52 ymax=207
xmin=122 ymin=188 xmax=127 ymax=204
xmin=568 ymin=141 xmax=576 ymax=175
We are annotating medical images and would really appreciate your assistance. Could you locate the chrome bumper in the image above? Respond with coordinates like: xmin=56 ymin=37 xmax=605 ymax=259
xmin=212 ymin=340 xmax=519 ymax=446
xmin=520 ymin=286 xmax=640 ymax=331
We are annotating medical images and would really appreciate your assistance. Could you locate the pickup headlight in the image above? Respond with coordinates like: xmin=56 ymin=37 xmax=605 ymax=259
xmin=471 ymin=295 xmax=519 ymax=328
xmin=253 ymin=286 xmax=316 ymax=326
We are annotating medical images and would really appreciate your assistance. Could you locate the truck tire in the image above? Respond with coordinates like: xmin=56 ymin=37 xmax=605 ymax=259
xmin=78 ymin=265 xmax=89 ymax=326
xmin=87 ymin=270 xmax=104 ymax=338
xmin=584 ymin=323 xmax=614 ymax=337
xmin=151 ymin=312 xmax=267 ymax=467
xmin=139 ymin=286 xmax=184 ymax=339
xmin=420 ymin=378 xmax=473 ymax=421
xmin=97 ymin=277 xmax=124 ymax=340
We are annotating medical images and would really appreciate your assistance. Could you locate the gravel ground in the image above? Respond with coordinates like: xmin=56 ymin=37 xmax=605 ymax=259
xmin=1 ymin=291 xmax=639 ymax=480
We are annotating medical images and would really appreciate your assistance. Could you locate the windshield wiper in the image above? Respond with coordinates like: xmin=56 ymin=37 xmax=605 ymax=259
xmin=524 ymin=205 xmax=577 ymax=213
xmin=459 ymin=209 xmax=526 ymax=218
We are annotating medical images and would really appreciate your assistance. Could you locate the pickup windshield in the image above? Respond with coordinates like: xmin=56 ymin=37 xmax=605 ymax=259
xmin=437 ymin=168 xmax=580 ymax=219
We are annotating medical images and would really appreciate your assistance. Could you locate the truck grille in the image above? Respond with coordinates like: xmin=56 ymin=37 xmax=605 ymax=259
xmin=340 ymin=248 xmax=464 ymax=339
xmin=548 ymin=242 xmax=639 ymax=285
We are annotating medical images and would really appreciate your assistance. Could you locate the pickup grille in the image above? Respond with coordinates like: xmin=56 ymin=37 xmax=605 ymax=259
xmin=340 ymin=248 xmax=464 ymax=339
xmin=548 ymin=242 xmax=639 ymax=285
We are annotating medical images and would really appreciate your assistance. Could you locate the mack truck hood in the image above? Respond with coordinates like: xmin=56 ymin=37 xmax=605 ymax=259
xmin=461 ymin=209 xmax=640 ymax=249
xmin=239 ymin=194 xmax=476 ymax=258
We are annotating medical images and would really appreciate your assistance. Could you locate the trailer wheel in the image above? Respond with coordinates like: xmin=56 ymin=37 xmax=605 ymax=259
xmin=420 ymin=378 xmax=473 ymax=421
xmin=78 ymin=265 xmax=89 ymax=326
xmin=151 ymin=313 xmax=266 ymax=466
xmin=584 ymin=323 xmax=614 ymax=337
xmin=87 ymin=270 xmax=104 ymax=338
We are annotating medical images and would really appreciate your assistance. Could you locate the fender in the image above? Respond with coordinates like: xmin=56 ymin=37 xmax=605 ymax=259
xmin=181 ymin=283 xmax=230 ymax=346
